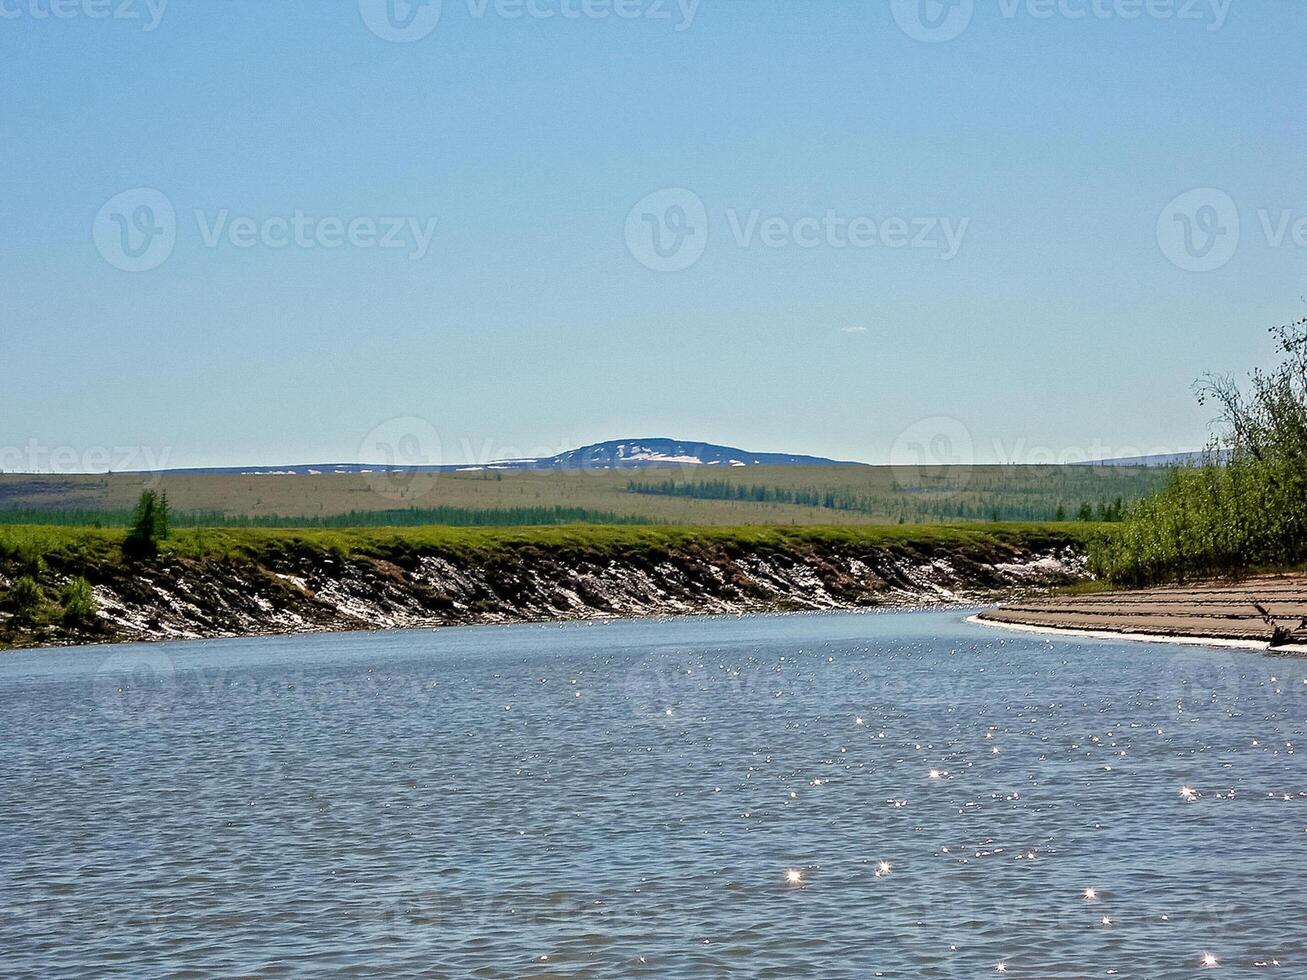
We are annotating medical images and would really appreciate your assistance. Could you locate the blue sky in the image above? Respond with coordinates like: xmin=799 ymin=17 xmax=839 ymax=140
xmin=3 ymin=0 xmax=1304 ymax=470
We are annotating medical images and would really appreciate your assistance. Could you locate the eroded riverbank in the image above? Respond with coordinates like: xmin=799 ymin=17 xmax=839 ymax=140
xmin=0 ymin=524 xmax=1089 ymax=651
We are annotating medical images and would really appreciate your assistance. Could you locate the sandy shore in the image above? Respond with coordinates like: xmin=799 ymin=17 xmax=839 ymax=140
xmin=976 ymin=573 xmax=1307 ymax=653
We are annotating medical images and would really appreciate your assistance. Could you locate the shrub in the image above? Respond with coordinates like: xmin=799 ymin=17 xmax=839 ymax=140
xmin=1091 ymin=318 xmax=1307 ymax=585
xmin=16 ymin=543 xmax=47 ymax=578
xmin=7 ymin=575 xmax=45 ymax=625
xmin=60 ymin=576 xmax=96 ymax=627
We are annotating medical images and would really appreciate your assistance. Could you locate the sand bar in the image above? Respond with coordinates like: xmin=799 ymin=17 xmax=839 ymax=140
xmin=977 ymin=573 xmax=1307 ymax=653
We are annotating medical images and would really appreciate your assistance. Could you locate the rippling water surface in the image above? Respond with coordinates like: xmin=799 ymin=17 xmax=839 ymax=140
xmin=2 ymin=610 xmax=1305 ymax=977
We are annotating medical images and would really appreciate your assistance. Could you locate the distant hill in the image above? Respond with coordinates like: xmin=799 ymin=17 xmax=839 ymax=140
xmin=154 ymin=439 xmax=860 ymax=476
xmin=485 ymin=439 xmax=859 ymax=471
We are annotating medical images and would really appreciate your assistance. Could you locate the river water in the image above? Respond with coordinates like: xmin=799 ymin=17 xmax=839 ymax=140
xmin=1 ymin=610 xmax=1304 ymax=977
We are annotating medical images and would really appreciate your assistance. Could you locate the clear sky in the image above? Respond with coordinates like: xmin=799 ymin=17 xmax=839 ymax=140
xmin=3 ymin=0 xmax=1304 ymax=470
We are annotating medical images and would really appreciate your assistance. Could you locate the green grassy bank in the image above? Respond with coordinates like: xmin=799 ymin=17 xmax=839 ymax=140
xmin=0 ymin=520 xmax=1099 ymax=568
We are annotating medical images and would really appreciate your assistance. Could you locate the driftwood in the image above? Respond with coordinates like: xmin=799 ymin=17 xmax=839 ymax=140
xmin=1253 ymin=600 xmax=1307 ymax=648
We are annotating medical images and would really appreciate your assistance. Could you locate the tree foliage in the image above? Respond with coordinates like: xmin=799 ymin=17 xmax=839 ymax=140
xmin=1091 ymin=318 xmax=1307 ymax=584
xmin=123 ymin=490 xmax=171 ymax=559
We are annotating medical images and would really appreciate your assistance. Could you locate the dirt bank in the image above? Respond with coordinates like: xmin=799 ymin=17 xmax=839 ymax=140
xmin=978 ymin=573 xmax=1307 ymax=651
xmin=0 ymin=526 xmax=1087 ymax=651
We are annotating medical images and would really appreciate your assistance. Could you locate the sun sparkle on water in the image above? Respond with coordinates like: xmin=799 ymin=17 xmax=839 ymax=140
xmin=13 ymin=609 xmax=1302 ymax=976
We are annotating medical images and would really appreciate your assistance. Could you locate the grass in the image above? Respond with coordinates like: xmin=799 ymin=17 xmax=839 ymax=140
xmin=0 ymin=505 xmax=657 ymax=529
xmin=626 ymin=469 xmax=1160 ymax=523
xmin=0 ymin=464 xmax=1170 ymax=528
xmin=0 ymin=520 xmax=1102 ymax=568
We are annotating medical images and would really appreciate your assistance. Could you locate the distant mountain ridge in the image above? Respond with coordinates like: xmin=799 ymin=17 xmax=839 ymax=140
xmin=488 ymin=439 xmax=858 ymax=471
xmin=156 ymin=439 xmax=859 ymax=475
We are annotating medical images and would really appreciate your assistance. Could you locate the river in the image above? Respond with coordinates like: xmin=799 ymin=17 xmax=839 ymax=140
xmin=1 ymin=610 xmax=1303 ymax=976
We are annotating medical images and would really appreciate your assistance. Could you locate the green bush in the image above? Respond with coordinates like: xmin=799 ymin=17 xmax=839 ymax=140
xmin=60 ymin=576 xmax=96 ymax=627
xmin=17 ymin=544 xmax=47 ymax=578
xmin=1091 ymin=319 xmax=1307 ymax=585
xmin=7 ymin=575 xmax=45 ymax=625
